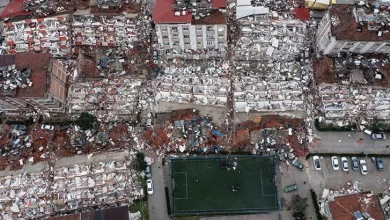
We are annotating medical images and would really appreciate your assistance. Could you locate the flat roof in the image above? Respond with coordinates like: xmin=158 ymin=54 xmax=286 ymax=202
xmin=330 ymin=193 xmax=384 ymax=220
xmin=330 ymin=5 xmax=390 ymax=41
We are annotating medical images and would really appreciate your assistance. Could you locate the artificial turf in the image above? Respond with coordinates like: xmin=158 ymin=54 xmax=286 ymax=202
xmin=169 ymin=155 xmax=279 ymax=215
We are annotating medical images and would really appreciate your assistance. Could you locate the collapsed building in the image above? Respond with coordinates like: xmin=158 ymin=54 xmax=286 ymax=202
xmin=1 ymin=15 xmax=72 ymax=57
xmin=234 ymin=0 xmax=310 ymax=60
xmin=71 ymin=1 xmax=140 ymax=48
xmin=68 ymin=78 xmax=142 ymax=122
xmin=314 ymin=54 xmax=390 ymax=125
xmin=155 ymin=61 xmax=229 ymax=105
xmin=152 ymin=0 xmax=228 ymax=58
xmin=316 ymin=4 xmax=390 ymax=55
xmin=0 ymin=54 xmax=70 ymax=116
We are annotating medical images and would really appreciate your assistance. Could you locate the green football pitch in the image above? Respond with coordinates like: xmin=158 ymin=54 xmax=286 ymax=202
xmin=169 ymin=155 xmax=279 ymax=215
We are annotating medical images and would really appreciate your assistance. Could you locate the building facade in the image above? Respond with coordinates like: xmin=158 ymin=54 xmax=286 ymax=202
xmin=153 ymin=0 xmax=227 ymax=58
xmin=316 ymin=5 xmax=390 ymax=55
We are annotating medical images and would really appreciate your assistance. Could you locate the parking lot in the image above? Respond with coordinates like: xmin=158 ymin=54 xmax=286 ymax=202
xmin=307 ymin=155 xmax=390 ymax=195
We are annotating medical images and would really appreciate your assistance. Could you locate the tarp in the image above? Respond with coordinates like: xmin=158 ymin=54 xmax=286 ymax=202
xmin=212 ymin=129 xmax=223 ymax=137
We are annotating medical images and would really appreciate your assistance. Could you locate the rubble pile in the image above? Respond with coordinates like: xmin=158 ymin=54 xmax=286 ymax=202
xmin=0 ymin=65 xmax=32 ymax=92
xmin=51 ymin=160 xmax=142 ymax=212
xmin=232 ymin=60 xmax=309 ymax=112
xmin=154 ymin=59 xmax=230 ymax=106
xmin=68 ymin=78 xmax=142 ymax=122
xmin=2 ymin=15 xmax=71 ymax=57
xmin=315 ymin=55 xmax=390 ymax=124
xmin=0 ymin=155 xmax=143 ymax=219
xmin=0 ymin=172 xmax=50 ymax=219
xmin=72 ymin=13 xmax=138 ymax=48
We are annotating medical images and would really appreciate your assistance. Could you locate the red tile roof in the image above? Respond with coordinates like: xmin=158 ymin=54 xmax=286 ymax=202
xmin=294 ymin=8 xmax=310 ymax=21
xmin=0 ymin=0 xmax=31 ymax=19
xmin=191 ymin=10 xmax=227 ymax=25
xmin=212 ymin=0 xmax=227 ymax=8
xmin=153 ymin=0 xmax=192 ymax=24
xmin=14 ymin=53 xmax=51 ymax=98
xmin=330 ymin=193 xmax=384 ymax=220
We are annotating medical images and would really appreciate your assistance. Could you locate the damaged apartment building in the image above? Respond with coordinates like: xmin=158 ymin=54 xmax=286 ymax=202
xmin=1 ymin=15 xmax=72 ymax=57
xmin=231 ymin=0 xmax=312 ymax=113
xmin=71 ymin=0 xmax=140 ymax=48
xmin=316 ymin=4 xmax=390 ymax=55
xmin=314 ymin=54 xmax=390 ymax=125
xmin=0 ymin=53 xmax=69 ymax=117
xmin=152 ymin=0 xmax=228 ymax=58
xmin=155 ymin=62 xmax=229 ymax=105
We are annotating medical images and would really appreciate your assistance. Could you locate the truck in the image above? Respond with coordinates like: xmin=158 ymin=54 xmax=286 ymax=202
xmin=292 ymin=158 xmax=305 ymax=171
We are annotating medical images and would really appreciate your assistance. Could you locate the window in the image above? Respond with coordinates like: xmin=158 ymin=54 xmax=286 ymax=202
xmin=162 ymin=36 xmax=168 ymax=39
xmin=197 ymin=35 xmax=202 ymax=38
xmin=183 ymin=27 xmax=189 ymax=31
xmin=197 ymin=41 xmax=202 ymax=45
xmin=346 ymin=42 xmax=354 ymax=46
xmin=173 ymin=41 xmax=179 ymax=45
xmin=218 ymin=34 xmax=224 ymax=37
xmin=173 ymin=34 xmax=178 ymax=37
xmin=207 ymin=35 xmax=214 ymax=39
xmin=207 ymin=41 xmax=213 ymax=45
xmin=185 ymin=42 xmax=190 ymax=45
xmin=184 ymin=35 xmax=189 ymax=38
xmin=164 ymin=42 xmax=169 ymax=46
xmin=171 ymin=27 xmax=178 ymax=31
xmin=196 ymin=27 xmax=202 ymax=31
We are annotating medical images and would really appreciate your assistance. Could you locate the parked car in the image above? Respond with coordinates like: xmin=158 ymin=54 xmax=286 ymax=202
xmin=331 ymin=156 xmax=339 ymax=171
xmin=360 ymin=160 xmax=368 ymax=175
xmin=14 ymin=124 xmax=27 ymax=131
xmin=291 ymin=158 xmax=305 ymax=171
xmin=371 ymin=133 xmax=386 ymax=140
xmin=313 ymin=156 xmax=321 ymax=170
xmin=59 ymin=124 xmax=72 ymax=131
xmin=351 ymin=157 xmax=359 ymax=170
xmin=284 ymin=184 xmax=298 ymax=193
xmin=147 ymin=179 xmax=154 ymax=194
xmin=153 ymin=50 xmax=159 ymax=61
xmin=145 ymin=165 xmax=152 ymax=179
xmin=341 ymin=157 xmax=348 ymax=171
xmin=375 ymin=157 xmax=384 ymax=171
xmin=41 ymin=124 xmax=54 ymax=131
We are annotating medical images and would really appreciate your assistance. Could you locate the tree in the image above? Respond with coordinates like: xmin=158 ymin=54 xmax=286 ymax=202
xmin=133 ymin=152 xmax=146 ymax=172
xmin=292 ymin=195 xmax=309 ymax=214
xmin=76 ymin=112 xmax=96 ymax=131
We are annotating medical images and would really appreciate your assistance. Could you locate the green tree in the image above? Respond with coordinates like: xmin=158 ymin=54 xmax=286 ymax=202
xmin=76 ymin=112 xmax=96 ymax=130
xmin=134 ymin=152 xmax=147 ymax=172
xmin=292 ymin=195 xmax=309 ymax=214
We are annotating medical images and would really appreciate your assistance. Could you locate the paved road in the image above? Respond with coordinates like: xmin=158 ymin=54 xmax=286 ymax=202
xmin=148 ymin=159 xmax=169 ymax=220
xmin=311 ymin=129 xmax=390 ymax=154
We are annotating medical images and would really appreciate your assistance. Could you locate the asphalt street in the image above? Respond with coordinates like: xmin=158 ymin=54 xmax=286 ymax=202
xmin=311 ymin=129 xmax=390 ymax=154
xmin=148 ymin=159 xmax=169 ymax=220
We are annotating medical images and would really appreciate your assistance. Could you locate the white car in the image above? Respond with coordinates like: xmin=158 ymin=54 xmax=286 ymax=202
xmin=147 ymin=179 xmax=154 ymax=194
xmin=313 ymin=156 xmax=321 ymax=170
xmin=41 ymin=124 xmax=55 ymax=131
xmin=331 ymin=156 xmax=339 ymax=170
xmin=360 ymin=160 xmax=368 ymax=175
xmin=341 ymin=157 xmax=348 ymax=171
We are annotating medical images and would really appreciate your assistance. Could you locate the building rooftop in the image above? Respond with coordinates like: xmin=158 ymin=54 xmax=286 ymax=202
xmin=330 ymin=192 xmax=384 ymax=220
xmin=330 ymin=5 xmax=390 ymax=41
xmin=153 ymin=0 xmax=227 ymax=24
xmin=192 ymin=10 xmax=227 ymax=25
xmin=0 ymin=53 xmax=51 ymax=98
xmin=152 ymin=0 xmax=192 ymax=24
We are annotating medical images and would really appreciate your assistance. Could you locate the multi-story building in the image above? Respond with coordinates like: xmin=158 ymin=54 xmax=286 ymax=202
xmin=1 ymin=15 xmax=72 ymax=57
xmin=316 ymin=4 xmax=390 ymax=55
xmin=152 ymin=0 xmax=227 ymax=58
xmin=0 ymin=53 xmax=68 ymax=116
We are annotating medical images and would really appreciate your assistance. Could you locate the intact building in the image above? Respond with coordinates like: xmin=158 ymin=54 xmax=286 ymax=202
xmin=0 ymin=53 xmax=68 ymax=116
xmin=152 ymin=0 xmax=227 ymax=58
xmin=316 ymin=4 xmax=390 ymax=55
